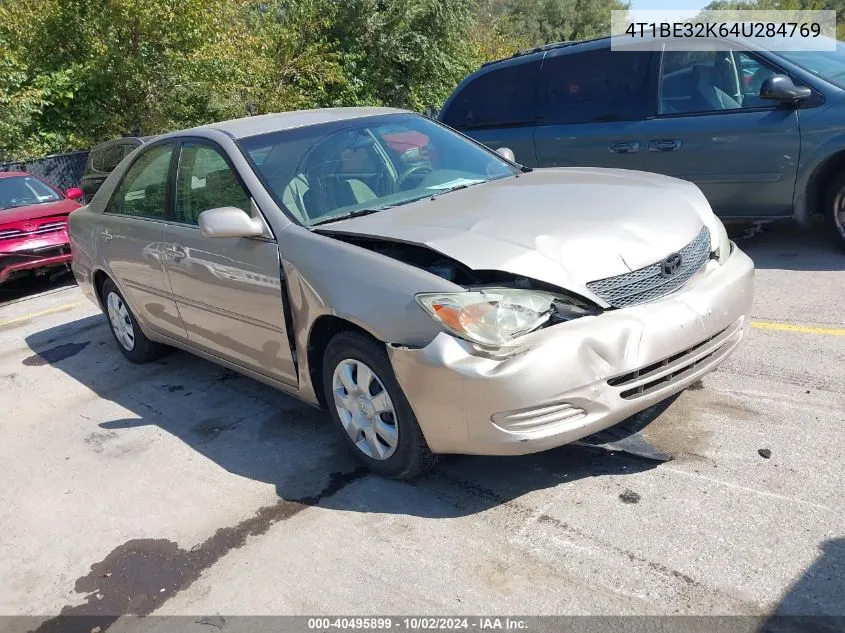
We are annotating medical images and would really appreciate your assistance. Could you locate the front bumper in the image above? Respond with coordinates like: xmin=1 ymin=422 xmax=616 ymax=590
xmin=388 ymin=245 xmax=755 ymax=455
xmin=0 ymin=248 xmax=72 ymax=283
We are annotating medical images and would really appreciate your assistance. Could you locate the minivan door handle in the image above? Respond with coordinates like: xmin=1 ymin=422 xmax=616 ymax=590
xmin=609 ymin=141 xmax=640 ymax=154
xmin=649 ymin=139 xmax=683 ymax=152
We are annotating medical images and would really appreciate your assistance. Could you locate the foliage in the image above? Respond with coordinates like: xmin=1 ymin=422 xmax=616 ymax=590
xmin=1 ymin=0 xmax=629 ymax=160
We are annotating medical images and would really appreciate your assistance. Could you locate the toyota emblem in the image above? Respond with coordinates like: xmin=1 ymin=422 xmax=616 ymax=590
xmin=660 ymin=253 xmax=683 ymax=278
xmin=23 ymin=222 xmax=37 ymax=232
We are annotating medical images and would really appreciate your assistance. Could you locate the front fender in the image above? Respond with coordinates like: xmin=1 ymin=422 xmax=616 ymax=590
xmin=794 ymin=125 xmax=845 ymax=226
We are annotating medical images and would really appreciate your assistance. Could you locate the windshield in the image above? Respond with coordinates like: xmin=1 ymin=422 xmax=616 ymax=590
xmin=0 ymin=175 xmax=62 ymax=210
xmin=239 ymin=113 xmax=519 ymax=226
xmin=773 ymin=40 xmax=845 ymax=89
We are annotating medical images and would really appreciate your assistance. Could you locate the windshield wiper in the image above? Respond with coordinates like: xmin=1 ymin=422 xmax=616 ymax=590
xmin=310 ymin=207 xmax=388 ymax=227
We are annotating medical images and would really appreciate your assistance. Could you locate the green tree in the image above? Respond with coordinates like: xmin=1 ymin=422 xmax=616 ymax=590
xmin=483 ymin=0 xmax=630 ymax=47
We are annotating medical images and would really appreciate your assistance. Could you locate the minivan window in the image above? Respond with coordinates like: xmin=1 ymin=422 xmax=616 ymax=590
xmin=106 ymin=143 xmax=174 ymax=219
xmin=660 ymin=48 xmax=781 ymax=114
xmin=440 ymin=61 xmax=539 ymax=129
xmin=538 ymin=48 xmax=651 ymax=124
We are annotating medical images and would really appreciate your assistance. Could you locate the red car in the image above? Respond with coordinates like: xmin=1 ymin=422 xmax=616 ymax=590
xmin=0 ymin=172 xmax=83 ymax=284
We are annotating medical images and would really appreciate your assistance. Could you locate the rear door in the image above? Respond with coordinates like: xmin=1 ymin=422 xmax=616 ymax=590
xmin=162 ymin=139 xmax=297 ymax=385
xmin=439 ymin=59 xmax=540 ymax=166
xmin=644 ymin=43 xmax=801 ymax=218
xmin=97 ymin=141 xmax=187 ymax=340
xmin=534 ymin=45 xmax=653 ymax=170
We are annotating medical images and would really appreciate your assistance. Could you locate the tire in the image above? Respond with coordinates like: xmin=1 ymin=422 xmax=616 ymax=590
xmin=823 ymin=172 xmax=845 ymax=253
xmin=322 ymin=330 xmax=437 ymax=479
xmin=101 ymin=278 xmax=162 ymax=363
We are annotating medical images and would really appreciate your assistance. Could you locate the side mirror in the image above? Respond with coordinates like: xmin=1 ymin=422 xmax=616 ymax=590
xmin=496 ymin=147 xmax=516 ymax=162
xmin=65 ymin=187 xmax=83 ymax=201
xmin=198 ymin=207 xmax=265 ymax=238
xmin=760 ymin=75 xmax=812 ymax=104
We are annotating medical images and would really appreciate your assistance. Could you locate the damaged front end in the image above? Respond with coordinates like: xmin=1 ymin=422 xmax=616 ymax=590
xmin=318 ymin=233 xmax=603 ymax=347
xmin=378 ymin=244 xmax=755 ymax=456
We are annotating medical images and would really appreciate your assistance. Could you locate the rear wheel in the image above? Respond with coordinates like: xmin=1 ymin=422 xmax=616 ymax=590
xmin=824 ymin=172 xmax=845 ymax=253
xmin=322 ymin=331 xmax=436 ymax=479
xmin=101 ymin=278 xmax=162 ymax=363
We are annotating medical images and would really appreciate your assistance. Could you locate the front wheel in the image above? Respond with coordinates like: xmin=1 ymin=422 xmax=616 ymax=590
xmin=322 ymin=331 xmax=436 ymax=479
xmin=824 ymin=173 xmax=845 ymax=253
xmin=101 ymin=278 xmax=162 ymax=363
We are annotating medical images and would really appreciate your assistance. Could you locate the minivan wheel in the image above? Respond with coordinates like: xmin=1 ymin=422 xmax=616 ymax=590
xmin=101 ymin=278 xmax=162 ymax=363
xmin=824 ymin=173 xmax=845 ymax=253
xmin=322 ymin=331 xmax=436 ymax=479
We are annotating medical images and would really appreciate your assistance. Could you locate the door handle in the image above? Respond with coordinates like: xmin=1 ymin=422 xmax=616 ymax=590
xmin=609 ymin=141 xmax=640 ymax=154
xmin=99 ymin=230 xmax=113 ymax=241
xmin=648 ymin=139 xmax=683 ymax=152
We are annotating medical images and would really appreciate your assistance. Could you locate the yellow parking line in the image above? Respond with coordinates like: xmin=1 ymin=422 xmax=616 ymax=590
xmin=0 ymin=300 xmax=88 ymax=328
xmin=751 ymin=321 xmax=845 ymax=336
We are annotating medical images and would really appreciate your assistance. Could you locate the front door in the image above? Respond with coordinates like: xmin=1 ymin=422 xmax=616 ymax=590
xmin=162 ymin=140 xmax=297 ymax=385
xmin=98 ymin=141 xmax=186 ymax=340
xmin=644 ymin=45 xmax=801 ymax=218
xmin=533 ymin=46 xmax=653 ymax=171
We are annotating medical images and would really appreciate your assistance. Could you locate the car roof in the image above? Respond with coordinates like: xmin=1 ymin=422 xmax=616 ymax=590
xmin=481 ymin=36 xmax=612 ymax=69
xmin=197 ymin=107 xmax=408 ymax=139
xmin=90 ymin=136 xmax=149 ymax=151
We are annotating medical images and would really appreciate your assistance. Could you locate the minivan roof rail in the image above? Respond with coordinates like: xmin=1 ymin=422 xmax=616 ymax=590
xmin=480 ymin=38 xmax=597 ymax=68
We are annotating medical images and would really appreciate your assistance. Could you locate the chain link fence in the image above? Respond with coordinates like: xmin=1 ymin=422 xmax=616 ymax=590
xmin=0 ymin=151 xmax=89 ymax=192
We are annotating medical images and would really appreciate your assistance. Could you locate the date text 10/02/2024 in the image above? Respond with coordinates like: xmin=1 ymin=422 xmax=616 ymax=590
xmin=307 ymin=618 xmax=529 ymax=630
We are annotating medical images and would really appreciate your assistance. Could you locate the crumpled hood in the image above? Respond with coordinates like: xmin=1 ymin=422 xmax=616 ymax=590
xmin=320 ymin=168 xmax=714 ymax=299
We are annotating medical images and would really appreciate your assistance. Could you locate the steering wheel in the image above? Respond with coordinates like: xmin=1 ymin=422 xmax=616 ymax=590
xmin=396 ymin=164 xmax=432 ymax=191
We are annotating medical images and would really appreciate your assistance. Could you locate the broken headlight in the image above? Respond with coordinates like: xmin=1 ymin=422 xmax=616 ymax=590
xmin=710 ymin=216 xmax=732 ymax=264
xmin=416 ymin=288 xmax=594 ymax=347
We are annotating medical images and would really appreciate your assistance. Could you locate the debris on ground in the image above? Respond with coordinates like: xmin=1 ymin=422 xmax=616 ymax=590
xmin=758 ymin=448 xmax=772 ymax=459
xmin=619 ymin=489 xmax=641 ymax=504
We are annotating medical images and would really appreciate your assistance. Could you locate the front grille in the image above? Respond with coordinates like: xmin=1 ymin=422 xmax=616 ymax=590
xmin=586 ymin=226 xmax=711 ymax=308
xmin=0 ymin=220 xmax=67 ymax=241
xmin=607 ymin=320 xmax=741 ymax=400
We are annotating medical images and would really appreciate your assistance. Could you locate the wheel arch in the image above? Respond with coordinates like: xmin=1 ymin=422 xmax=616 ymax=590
xmin=804 ymin=149 xmax=845 ymax=223
xmin=306 ymin=314 xmax=382 ymax=409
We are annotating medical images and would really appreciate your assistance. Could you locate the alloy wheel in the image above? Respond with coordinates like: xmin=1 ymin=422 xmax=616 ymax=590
xmin=834 ymin=188 xmax=845 ymax=240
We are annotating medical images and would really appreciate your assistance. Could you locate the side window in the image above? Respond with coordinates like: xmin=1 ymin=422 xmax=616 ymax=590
xmin=538 ymin=48 xmax=651 ymax=124
xmin=175 ymin=143 xmax=251 ymax=225
xmin=440 ymin=61 xmax=539 ymax=129
xmin=659 ymin=48 xmax=782 ymax=115
xmin=106 ymin=143 xmax=174 ymax=219
xmin=736 ymin=51 xmax=780 ymax=107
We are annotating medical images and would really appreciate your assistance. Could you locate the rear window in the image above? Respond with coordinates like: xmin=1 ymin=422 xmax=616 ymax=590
xmin=538 ymin=48 xmax=652 ymax=125
xmin=440 ymin=61 xmax=539 ymax=130
xmin=91 ymin=144 xmax=124 ymax=172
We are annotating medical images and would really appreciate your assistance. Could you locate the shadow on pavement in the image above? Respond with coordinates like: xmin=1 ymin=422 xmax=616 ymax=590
xmin=25 ymin=313 xmax=669 ymax=520
xmin=761 ymin=537 xmax=845 ymax=632
xmin=728 ymin=221 xmax=844 ymax=272
xmin=0 ymin=270 xmax=76 ymax=307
